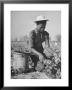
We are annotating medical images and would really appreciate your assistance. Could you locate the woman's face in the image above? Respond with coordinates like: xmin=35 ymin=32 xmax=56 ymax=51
xmin=36 ymin=21 xmax=46 ymax=32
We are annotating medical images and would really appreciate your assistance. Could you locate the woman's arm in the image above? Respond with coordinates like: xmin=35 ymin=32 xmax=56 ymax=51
xmin=31 ymin=48 xmax=44 ymax=62
xmin=45 ymin=32 xmax=50 ymax=48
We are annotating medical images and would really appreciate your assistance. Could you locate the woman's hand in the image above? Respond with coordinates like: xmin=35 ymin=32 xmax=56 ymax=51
xmin=39 ymin=54 xmax=44 ymax=62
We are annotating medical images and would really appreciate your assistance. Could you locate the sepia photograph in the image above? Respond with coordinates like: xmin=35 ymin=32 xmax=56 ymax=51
xmin=11 ymin=11 xmax=61 ymax=79
xmin=4 ymin=4 xmax=69 ymax=86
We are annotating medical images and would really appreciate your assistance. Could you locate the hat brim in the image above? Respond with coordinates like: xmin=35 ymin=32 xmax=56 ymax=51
xmin=35 ymin=19 xmax=48 ymax=23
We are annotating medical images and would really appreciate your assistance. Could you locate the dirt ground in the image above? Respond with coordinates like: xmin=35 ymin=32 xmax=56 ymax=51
xmin=11 ymin=71 xmax=52 ymax=79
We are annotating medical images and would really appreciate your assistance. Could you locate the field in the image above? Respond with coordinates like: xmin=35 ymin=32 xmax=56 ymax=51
xmin=11 ymin=41 xmax=61 ymax=79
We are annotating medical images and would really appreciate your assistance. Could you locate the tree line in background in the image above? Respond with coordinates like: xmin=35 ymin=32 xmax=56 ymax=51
xmin=12 ymin=34 xmax=61 ymax=42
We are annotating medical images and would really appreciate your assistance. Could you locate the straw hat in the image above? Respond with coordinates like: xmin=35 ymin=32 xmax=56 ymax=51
xmin=35 ymin=15 xmax=48 ymax=22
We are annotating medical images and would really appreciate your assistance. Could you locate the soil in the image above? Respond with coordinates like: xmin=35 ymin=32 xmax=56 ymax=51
xmin=11 ymin=71 xmax=51 ymax=79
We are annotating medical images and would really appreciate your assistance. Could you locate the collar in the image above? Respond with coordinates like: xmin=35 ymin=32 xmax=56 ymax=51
xmin=35 ymin=28 xmax=44 ymax=34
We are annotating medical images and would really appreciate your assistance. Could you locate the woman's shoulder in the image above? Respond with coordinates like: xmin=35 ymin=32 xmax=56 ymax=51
xmin=30 ymin=30 xmax=36 ymax=34
xmin=44 ymin=31 xmax=49 ymax=35
xmin=29 ymin=30 xmax=36 ymax=37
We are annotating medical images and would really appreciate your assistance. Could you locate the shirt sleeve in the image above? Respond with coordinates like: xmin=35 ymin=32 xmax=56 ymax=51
xmin=29 ymin=30 xmax=35 ymax=48
xmin=44 ymin=31 xmax=50 ymax=47
xmin=44 ymin=31 xmax=49 ymax=39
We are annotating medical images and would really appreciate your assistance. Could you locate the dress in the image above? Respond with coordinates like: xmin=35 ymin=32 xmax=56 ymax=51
xmin=29 ymin=29 xmax=49 ymax=70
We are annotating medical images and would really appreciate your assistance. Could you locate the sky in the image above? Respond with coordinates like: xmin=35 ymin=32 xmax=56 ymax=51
xmin=11 ymin=11 xmax=61 ymax=41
